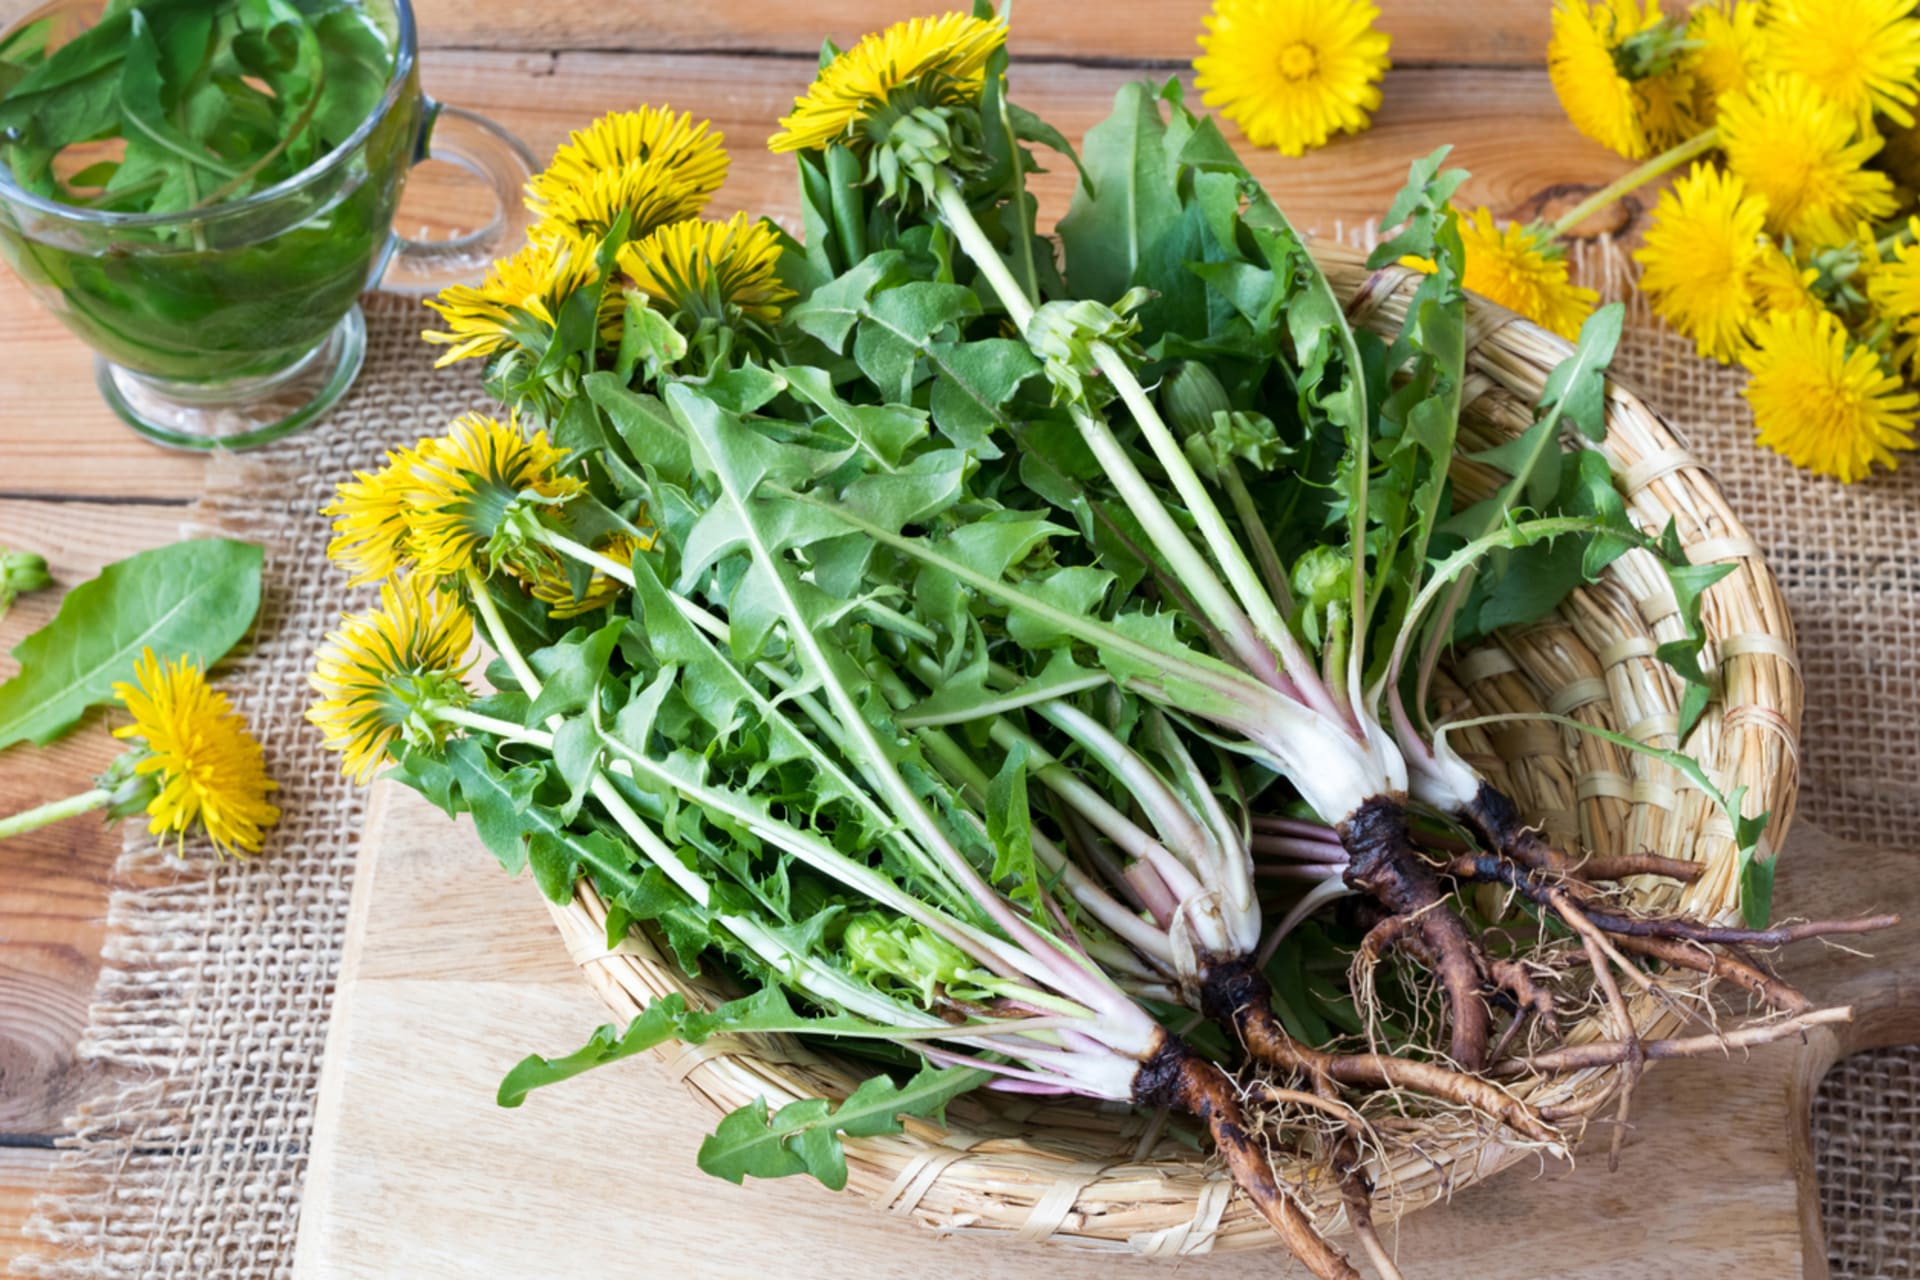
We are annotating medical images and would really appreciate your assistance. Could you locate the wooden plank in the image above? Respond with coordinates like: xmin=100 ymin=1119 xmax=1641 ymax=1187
xmin=297 ymin=781 xmax=1912 ymax=1279
xmin=436 ymin=54 xmax=1631 ymax=234
xmin=0 ymin=50 xmax=1626 ymax=500
xmin=0 ymin=502 xmax=206 ymax=1264
xmin=408 ymin=0 xmax=1552 ymax=66
xmin=0 ymin=1148 xmax=59 ymax=1268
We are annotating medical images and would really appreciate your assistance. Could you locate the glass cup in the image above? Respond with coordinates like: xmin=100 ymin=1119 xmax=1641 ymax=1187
xmin=0 ymin=0 xmax=535 ymax=450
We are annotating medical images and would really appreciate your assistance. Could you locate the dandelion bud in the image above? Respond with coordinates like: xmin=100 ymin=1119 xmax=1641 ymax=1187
xmin=1161 ymin=361 xmax=1232 ymax=438
xmin=842 ymin=912 xmax=975 ymax=1006
xmin=0 ymin=547 xmax=50 ymax=611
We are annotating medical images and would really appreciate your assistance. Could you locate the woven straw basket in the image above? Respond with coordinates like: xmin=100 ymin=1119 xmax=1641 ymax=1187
xmin=543 ymin=240 xmax=1802 ymax=1254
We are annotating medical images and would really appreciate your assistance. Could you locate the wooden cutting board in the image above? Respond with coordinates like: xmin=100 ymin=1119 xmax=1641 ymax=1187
xmin=291 ymin=783 xmax=1918 ymax=1280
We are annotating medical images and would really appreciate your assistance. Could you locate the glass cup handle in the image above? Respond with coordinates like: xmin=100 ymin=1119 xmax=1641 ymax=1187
xmin=381 ymin=100 xmax=537 ymax=296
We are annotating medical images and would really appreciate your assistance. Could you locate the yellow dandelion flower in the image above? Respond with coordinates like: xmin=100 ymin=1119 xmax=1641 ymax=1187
xmin=1763 ymin=0 xmax=1920 ymax=128
xmin=1719 ymin=76 xmax=1898 ymax=245
xmin=422 ymin=233 xmax=602 ymax=368
xmin=308 ymin=576 xmax=476 ymax=785
xmin=323 ymin=441 xmax=432 ymax=587
xmin=1457 ymin=209 xmax=1599 ymax=340
xmin=768 ymin=12 xmax=1008 ymax=153
xmin=1742 ymin=307 xmax=1918 ymax=481
xmin=1549 ymin=0 xmax=1694 ymax=159
xmin=1748 ymin=241 xmax=1823 ymax=320
xmin=615 ymin=212 xmax=795 ymax=325
xmin=523 ymin=531 xmax=652 ymax=618
xmin=527 ymin=107 xmax=728 ymax=242
xmin=530 ymin=157 xmax=710 ymax=245
xmin=1868 ymin=219 xmax=1920 ymax=374
xmin=112 ymin=650 xmax=279 ymax=857
xmin=1551 ymin=0 xmax=1645 ymax=157
xmin=1192 ymin=0 xmax=1391 ymax=157
xmin=406 ymin=413 xmax=586 ymax=582
xmin=1634 ymin=164 xmax=1769 ymax=362
xmin=1685 ymin=2 xmax=1763 ymax=121
xmin=1635 ymin=66 xmax=1702 ymax=147
xmin=531 ymin=109 xmax=729 ymax=218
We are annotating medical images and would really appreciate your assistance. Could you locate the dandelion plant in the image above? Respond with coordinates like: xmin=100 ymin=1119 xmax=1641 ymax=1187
xmin=309 ymin=12 xmax=1892 ymax=1278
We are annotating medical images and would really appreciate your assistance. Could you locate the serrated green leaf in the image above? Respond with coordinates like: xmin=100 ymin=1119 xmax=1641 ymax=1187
xmin=779 ymin=363 xmax=929 ymax=469
xmin=924 ymin=338 xmax=1040 ymax=456
xmin=1539 ymin=304 xmax=1623 ymax=442
xmin=527 ymin=619 xmax=626 ymax=722
xmin=585 ymin=374 xmax=692 ymax=487
xmin=985 ymin=740 xmax=1041 ymax=915
xmin=442 ymin=738 xmax=543 ymax=875
xmin=0 ymin=538 xmax=261 ymax=750
xmin=549 ymin=714 xmax=600 ymax=824
xmin=788 ymin=251 xmax=907 ymax=352
xmin=696 ymin=1063 xmax=986 ymax=1191
xmin=1058 ymin=80 xmax=1182 ymax=305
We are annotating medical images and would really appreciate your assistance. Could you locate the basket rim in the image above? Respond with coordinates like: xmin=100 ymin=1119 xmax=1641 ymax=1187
xmin=544 ymin=238 xmax=1803 ymax=1255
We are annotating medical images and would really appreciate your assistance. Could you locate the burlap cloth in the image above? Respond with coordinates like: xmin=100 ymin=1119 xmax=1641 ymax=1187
xmin=12 ymin=247 xmax=1920 ymax=1278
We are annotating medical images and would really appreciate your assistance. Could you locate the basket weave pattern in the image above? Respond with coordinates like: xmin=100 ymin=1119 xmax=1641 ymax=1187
xmin=545 ymin=242 xmax=1802 ymax=1253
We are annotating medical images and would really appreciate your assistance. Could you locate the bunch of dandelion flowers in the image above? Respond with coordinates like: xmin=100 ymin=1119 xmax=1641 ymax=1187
xmin=0 ymin=649 xmax=280 ymax=857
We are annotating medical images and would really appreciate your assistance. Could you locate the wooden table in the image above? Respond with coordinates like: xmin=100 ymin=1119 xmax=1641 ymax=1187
xmin=0 ymin=0 xmax=1634 ymax=1264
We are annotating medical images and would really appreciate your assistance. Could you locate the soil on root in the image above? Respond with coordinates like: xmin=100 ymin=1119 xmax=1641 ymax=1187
xmin=1338 ymin=796 xmax=1494 ymax=1070
xmin=1133 ymin=1033 xmax=1360 ymax=1280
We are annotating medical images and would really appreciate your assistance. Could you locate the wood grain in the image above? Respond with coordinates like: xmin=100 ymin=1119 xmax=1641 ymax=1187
xmin=0 ymin=47 xmax=1630 ymax=500
xmin=0 ymin=503 xmax=203 ymax=1268
xmin=293 ymin=782 xmax=1917 ymax=1279
xmin=0 ymin=1149 xmax=58 ymax=1267
xmin=408 ymin=0 xmax=1552 ymax=66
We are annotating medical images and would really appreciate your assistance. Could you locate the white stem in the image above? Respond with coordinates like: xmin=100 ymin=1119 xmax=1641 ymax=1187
xmin=686 ymin=400 xmax=1143 ymax=1032
xmin=1038 ymin=703 xmax=1216 ymax=882
xmin=589 ymin=773 xmax=944 ymax=1028
xmin=541 ymin=528 xmax=635 ymax=585
xmin=1066 ymin=404 xmax=1287 ymax=682
xmin=1090 ymin=342 xmax=1340 ymax=712
xmin=464 ymin=567 xmax=541 ymax=694
xmin=439 ymin=615 xmax=942 ymax=1030
xmin=986 ymin=719 xmax=1207 ymax=906
xmin=1142 ymin=711 xmax=1259 ymax=951
xmin=932 ymin=173 xmax=1036 ymax=330
xmin=915 ymin=724 xmax=1178 ymax=970
xmin=436 ymin=703 xmax=1048 ymax=991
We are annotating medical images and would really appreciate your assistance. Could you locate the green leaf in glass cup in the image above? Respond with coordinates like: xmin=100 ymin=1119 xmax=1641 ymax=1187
xmin=0 ymin=1 xmax=402 ymax=381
